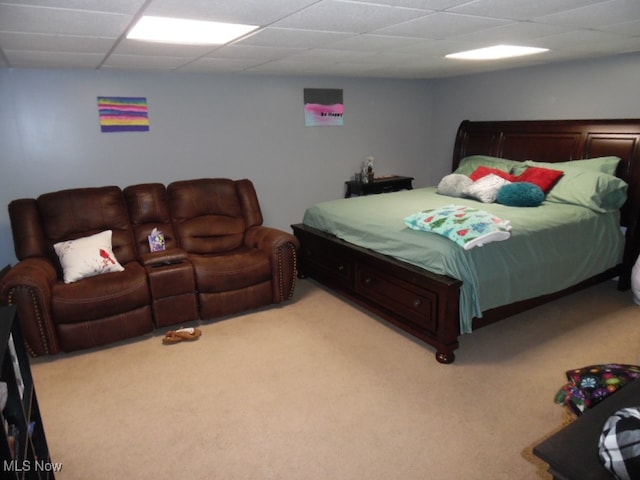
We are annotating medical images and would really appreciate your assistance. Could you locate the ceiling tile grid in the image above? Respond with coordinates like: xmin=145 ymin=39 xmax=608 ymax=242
xmin=0 ymin=0 xmax=638 ymax=78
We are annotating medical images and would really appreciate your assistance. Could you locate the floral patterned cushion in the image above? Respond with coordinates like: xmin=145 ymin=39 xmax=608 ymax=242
xmin=555 ymin=364 xmax=640 ymax=415
xmin=404 ymin=204 xmax=512 ymax=250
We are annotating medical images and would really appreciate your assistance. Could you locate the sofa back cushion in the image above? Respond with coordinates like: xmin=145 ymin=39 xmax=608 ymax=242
xmin=36 ymin=186 xmax=137 ymax=267
xmin=168 ymin=178 xmax=263 ymax=254
xmin=8 ymin=198 xmax=47 ymax=260
xmin=123 ymin=183 xmax=178 ymax=254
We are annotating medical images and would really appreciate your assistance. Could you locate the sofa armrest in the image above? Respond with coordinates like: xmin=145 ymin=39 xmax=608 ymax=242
xmin=0 ymin=258 xmax=60 ymax=356
xmin=138 ymin=248 xmax=188 ymax=266
xmin=244 ymin=226 xmax=300 ymax=252
xmin=245 ymin=226 xmax=300 ymax=302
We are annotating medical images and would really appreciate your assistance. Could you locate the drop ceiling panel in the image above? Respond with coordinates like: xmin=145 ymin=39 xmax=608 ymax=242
xmin=357 ymin=0 xmax=468 ymax=8
xmin=112 ymin=39 xmax=216 ymax=57
xmin=532 ymin=0 xmax=640 ymax=29
xmin=448 ymin=0 xmax=606 ymax=21
xmin=237 ymin=28 xmax=353 ymax=49
xmin=178 ymin=56 xmax=270 ymax=73
xmin=0 ymin=0 xmax=637 ymax=78
xmin=0 ymin=0 xmax=146 ymax=14
xmin=205 ymin=44 xmax=305 ymax=61
xmin=599 ymin=19 xmax=640 ymax=36
xmin=270 ymin=1 xmax=432 ymax=33
xmin=451 ymin=21 xmax=568 ymax=45
xmin=101 ymin=54 xmax=195 ymax=70
xmin=5 ymin=49 xmax=104 ymax=68
xmin=537 ymin=30 xmax=640 ymax=54
xmin=0 ymin=32 xmax=115 ymax=53
xmin=0 ymin=4 xmax=131 ymax=37
xmin=372 ymin=12 xmax=511 ymax=39
xmin=325 ymin=34 xmax=427 ymax=52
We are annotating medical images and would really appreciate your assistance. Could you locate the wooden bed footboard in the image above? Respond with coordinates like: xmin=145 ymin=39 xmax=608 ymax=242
xmin=291 ymin=223 xmax=463 ymax=363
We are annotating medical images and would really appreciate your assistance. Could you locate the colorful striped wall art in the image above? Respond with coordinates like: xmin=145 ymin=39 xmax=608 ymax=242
xmin=97 ymin=96 xmax=149 ymax=132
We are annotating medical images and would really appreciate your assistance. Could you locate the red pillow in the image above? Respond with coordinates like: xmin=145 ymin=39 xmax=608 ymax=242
xmin=516 ymin=166 xmax=564 ymax=193
xmin=469 ymin=166 xmax=517 ymax=182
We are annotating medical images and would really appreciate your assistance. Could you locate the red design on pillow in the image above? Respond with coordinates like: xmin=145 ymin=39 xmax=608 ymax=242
xmin=515 ymin=166 xmax=563 ymax=193
xmin=469 ymin=166 xmax=516 ymax=182
xmin=99 ymin=248 xmax=116 ymax=265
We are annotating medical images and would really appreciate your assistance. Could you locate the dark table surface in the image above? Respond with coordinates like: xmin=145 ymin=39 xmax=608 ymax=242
xmin=534 ymin=378 xmax=640 ymax=480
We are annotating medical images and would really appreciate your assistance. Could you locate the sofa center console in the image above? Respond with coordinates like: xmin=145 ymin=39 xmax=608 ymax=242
xmin=144 ymin=259 xmax=198 ymax=329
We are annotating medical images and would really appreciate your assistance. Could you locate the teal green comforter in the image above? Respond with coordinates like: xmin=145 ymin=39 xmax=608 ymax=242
xmin=303 ymin=187 xmax=624 ymax=333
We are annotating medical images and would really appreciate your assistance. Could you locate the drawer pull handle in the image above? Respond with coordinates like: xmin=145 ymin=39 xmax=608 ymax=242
xmin=413 ymin=299 xmax=422 ymax=308
xmin=337 ymin=264 xmax=345 ymax=272
xmin=364 ymin=276 xmax=372 ymax=285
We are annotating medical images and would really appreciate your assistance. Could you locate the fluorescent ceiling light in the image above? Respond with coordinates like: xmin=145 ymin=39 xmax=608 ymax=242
xmin=446 ymin=45 xmax=549 ymax=60
xmin=127 ymin=16 xmax=259 ymax=45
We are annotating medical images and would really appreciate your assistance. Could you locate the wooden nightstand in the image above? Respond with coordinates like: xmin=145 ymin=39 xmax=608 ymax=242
xmin=344 ymin=175 xmax=413 ymax=198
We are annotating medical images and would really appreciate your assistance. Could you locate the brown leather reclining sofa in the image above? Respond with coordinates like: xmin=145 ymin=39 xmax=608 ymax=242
xmin=0 ymin=178 xmax=299 ymax=357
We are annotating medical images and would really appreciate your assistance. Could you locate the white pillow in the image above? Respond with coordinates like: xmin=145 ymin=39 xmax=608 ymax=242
xmin=464 ymin=173 xmax=511 ymax=203
xmin=437 ymin=173 xmax=473 ymax=198
xmin=53 ymin=230 xmax=124 ymax=284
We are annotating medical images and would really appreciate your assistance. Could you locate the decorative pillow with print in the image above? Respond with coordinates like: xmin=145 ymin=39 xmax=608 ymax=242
xmin=554 ymin=364 xmax=640 ymax=415
xmin=464 ymin=173 xmax=512 ymax=203
xmin=53 ymin=230 xmax=124 ymax=284
xmin=404 ymin=204 xmax=512 ymax=250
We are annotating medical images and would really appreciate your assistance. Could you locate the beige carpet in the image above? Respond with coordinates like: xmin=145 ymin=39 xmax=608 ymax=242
xmin=31 ymin=279 xmax=640 ymax=480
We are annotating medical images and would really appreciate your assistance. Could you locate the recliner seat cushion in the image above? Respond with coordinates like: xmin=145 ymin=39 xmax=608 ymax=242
xmin=52 ymin=262 xmax=150 ymax=324
xmin=190 ymin=246 xmax=271 ymax=293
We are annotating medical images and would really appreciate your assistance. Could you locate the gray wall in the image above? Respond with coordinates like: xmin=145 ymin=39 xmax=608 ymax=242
xmin=1 ymin=51 xmax=639 ymax=266
xmin=0 ymin=70 xmax=433 ymax=265
xmin=427 ymin=52 xmax=640 ymax=184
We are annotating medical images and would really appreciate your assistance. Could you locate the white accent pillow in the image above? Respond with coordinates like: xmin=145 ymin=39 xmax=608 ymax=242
xmin=464 ymin=173 xmax=511 ymax=203
xmin=437 ymin=173 xmax=473 ymax=198
xmin=53 ymin=230 xmax=124 ymax=284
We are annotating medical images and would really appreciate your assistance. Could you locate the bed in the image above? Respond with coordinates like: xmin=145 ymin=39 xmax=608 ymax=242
xmin=291 ymin=119 xmax=640 ymax=364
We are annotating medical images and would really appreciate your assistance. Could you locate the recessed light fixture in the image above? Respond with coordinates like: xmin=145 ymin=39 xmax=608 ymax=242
xmin=127 ymin=16 xmax=259 ymax=45
xmin=445 ymin=45 xmax=549 ymax=60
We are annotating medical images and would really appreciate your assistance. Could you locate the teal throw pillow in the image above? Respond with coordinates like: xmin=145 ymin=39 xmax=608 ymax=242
xmin=496 ymin=182 xmax=545 ymax=207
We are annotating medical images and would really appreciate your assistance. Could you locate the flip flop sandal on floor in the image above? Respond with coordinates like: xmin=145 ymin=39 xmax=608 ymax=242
xmin=162 ymin=331 xmax=184 ymax=344
xmin=162 ymin=327 xmax=202 ymax=344
xmin=175 ymin=327 xmax=201 ymax=340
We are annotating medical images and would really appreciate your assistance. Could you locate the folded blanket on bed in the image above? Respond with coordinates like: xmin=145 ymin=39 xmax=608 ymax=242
xmin=404 ymin=204 xmax=512 ymax=250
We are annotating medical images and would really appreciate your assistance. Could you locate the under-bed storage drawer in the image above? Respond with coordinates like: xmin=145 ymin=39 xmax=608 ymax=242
xmin=298 ymin=230 xmax=354 ymax=287
xmin=355 ymin=265 xmax=438 ymax=334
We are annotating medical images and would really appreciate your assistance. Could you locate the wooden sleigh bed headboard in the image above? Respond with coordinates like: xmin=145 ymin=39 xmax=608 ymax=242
xmin=293 ymin=118 xmax=640 ymax=363
xmin=452 ymin=119 xmax=640 ymax=289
